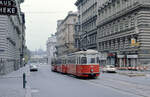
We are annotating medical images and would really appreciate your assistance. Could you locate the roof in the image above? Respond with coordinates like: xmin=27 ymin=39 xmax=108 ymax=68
xmin=75 ymin=49 xmax=98 ymax=55
xmin=85 ymin=50 xmax=99 ymax=54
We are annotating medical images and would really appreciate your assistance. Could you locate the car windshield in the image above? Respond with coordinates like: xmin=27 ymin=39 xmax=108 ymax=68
xmin=106 ymin=65 xmax=114 ymax=68
xmin=109 ymin=66 xmax=114 ymax=68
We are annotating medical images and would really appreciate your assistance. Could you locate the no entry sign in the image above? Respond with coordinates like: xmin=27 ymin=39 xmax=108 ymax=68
xmin=0 ymin=0 xmax=17 ymax=15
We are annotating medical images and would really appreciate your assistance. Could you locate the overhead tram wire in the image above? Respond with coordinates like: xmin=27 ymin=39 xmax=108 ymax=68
xmin=24 ymin=11 xmax=67 ymax=14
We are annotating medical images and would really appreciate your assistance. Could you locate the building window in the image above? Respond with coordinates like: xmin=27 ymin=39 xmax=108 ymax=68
xmin=131 ymin=16 xmax=135 ymax=27
xmin=109 ymin=40 xmax=111 ymax=49
xmin=112 ymin=22 xmax=115 ymax=34
xmin=73 ymin=18 xmax=76 ymax=23
xmin=102 ymin=42 xmax=104 ymax=50
xmin=117 ymin=0 xmax=120 ymax=12
xmin=102 ymin=27 xmax=104 ymax=37
xmin=115 ymin=22 xmax=118 ymax=33
xmin=123 ymin=17 xmax=129 ymax=29
xmin=120 ymin=22 xmax=123 ymax=31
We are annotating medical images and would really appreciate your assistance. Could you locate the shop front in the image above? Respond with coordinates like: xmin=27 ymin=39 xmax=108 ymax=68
xmin=126 ymin=55 xmax=138 ymax=67
xmin=117 ymin=55 xmax=126 ymax=67
xmin=117 ymin=54 xmax=138 ymax=69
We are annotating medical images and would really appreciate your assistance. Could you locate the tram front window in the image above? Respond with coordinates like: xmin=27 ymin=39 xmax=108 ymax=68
xmin=81 ymin=57 xmax=87 ymax=64
xmin=91 ymin=58 xmax=95 ymax=64
xmin=87 ymin=58 xmax=96 ymax=64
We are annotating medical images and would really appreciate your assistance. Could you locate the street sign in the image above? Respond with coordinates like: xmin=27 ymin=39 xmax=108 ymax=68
xmin=0 ymin=6 xmax=17 ymax=15
xmin=0 ymin=0 xmax=17 ymax=15
xmin=0 ymin=0 xmax=16 ymax=7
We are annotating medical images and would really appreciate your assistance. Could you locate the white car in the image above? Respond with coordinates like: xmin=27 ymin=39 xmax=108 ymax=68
xmin=30 ymin=64 xmax=38 ymax=71
xmin=102 ymin=65 xmax=116 ymax=73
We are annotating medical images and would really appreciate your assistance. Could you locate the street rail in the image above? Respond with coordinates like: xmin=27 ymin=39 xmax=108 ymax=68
xmin=85 ymin=77 xmax=150 ymax=97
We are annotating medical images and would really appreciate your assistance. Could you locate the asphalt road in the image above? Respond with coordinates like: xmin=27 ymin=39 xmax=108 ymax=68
xmin=28 ymin=65 xmax=146 ymax=97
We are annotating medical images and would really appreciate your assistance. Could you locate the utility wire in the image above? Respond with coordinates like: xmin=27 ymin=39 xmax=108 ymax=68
xmin=24 ymin=11 xmax=67 ymax=14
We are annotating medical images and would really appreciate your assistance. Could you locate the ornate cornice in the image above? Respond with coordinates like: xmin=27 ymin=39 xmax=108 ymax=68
xmin=97 ymin=2 xmax=142 ymax=27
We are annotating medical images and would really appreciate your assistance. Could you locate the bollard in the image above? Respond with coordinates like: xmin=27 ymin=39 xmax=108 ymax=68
xmin=23 ymin=73 xmax=27 ymax=88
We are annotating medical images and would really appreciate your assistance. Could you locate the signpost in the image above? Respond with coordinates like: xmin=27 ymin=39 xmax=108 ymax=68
xmin=0 ymin=0 xmax=17 ymax=15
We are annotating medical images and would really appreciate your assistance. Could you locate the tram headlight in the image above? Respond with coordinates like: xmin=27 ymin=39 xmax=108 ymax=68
xmin=91 ymin=69 xmax=94 ymax=72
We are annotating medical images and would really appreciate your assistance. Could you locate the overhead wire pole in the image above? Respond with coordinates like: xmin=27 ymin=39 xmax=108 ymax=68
xmin=79 ymin=31 xmax=90 ymax=51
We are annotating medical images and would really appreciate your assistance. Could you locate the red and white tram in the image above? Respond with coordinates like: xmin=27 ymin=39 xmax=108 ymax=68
xmin=51 ymin=50 xmax=100 ymax=78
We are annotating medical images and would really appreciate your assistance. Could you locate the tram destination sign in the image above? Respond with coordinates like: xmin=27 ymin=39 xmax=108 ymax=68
xmin=0 ymin=0 xmax=17 ymax=15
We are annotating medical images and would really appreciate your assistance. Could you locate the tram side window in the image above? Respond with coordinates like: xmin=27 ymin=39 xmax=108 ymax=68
xmin=72 ymin=59 xmax=76 ymax=64
xmin=79 ymin=57 xmax=81 ymax=64
xmin=57 ymin=60 xmax=61 ymax=65
xmin=68 ymin=59 xmax=71 ymax=64
xmin=81 ymin=57 xmax=87 ymax=64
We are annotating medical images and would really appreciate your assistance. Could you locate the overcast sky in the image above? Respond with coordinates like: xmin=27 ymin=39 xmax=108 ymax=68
xmin=21 ymin=0 xmax=77 ymax=51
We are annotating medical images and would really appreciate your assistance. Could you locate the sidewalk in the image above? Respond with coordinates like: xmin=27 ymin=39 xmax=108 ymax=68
xmin=0 ymin=66 xmax=31 ymax=97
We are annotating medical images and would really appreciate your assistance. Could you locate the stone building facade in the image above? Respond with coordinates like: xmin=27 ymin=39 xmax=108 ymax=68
xmin=0 ymin=0 xmax=26 ymax=75
xmin=75 ymin=0 xmax=99 ymax=50
xmin=56 ymin=11 xmax=78 ymax=56
xmin=97 ymin=0 xmax=150 ymax=67
xmin=47 ymin=34 xmax=57 ymax=65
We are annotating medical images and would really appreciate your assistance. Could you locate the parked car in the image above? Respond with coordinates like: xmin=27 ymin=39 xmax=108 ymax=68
xmin=102 ymin=65 xmax=116 ymax=73
xmin=30 ymin=64 xmax=38 ymax=71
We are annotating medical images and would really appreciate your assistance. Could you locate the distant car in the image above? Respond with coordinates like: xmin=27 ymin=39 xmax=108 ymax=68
xmin=30 ymin=64 xmax=38 ymax=71
xmin=102 ymin=65 xmax=116 ymax=73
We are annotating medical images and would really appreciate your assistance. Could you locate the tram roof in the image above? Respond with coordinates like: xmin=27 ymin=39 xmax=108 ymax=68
xmin=75 ymin=49 xmax=98 ymax=55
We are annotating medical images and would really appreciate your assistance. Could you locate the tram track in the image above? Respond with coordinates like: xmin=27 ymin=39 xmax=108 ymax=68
xmin=102 ymin=76 xmax=150 ymax=89
xmin=102 ymin=74 xmax=150 ymax=86
xmin=57 ymin=70 xmax=150 ymax=97
xmin=85 ymin=77 xmax=150 ymax=97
